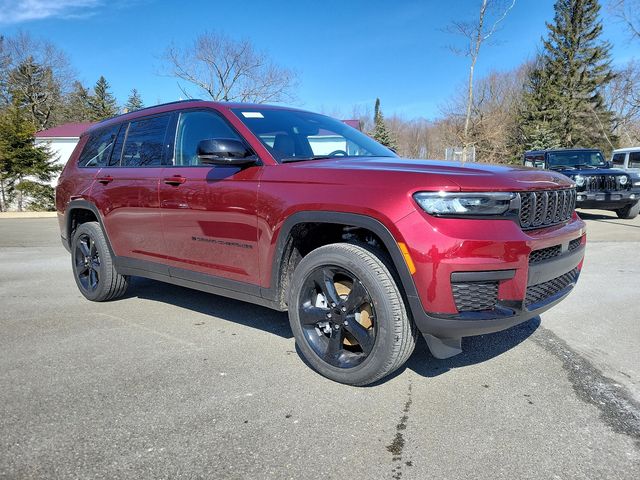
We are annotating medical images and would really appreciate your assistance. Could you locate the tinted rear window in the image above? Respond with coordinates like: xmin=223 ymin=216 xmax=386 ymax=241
xmin=77 ymin=126 xmax=119 ymax=167
xmin=612 ymin=153 xmax=626 ymax=166
xmin=121 ymin=115 xmax=171 ymax=167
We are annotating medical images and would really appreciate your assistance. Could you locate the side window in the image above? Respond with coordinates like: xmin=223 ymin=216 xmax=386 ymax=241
xmin=612 ymin=153 xmax=626 ymax=166
xmin=108 ymin=123 xmax=127 ymax=166
xmin=174 ymin=110 xmax=242 ymax=166
xmin=121 ymin=115 xmax=171 ymax=167
xmin=77 ymin=126 xmax=119 ymax=167
xmin=630 ymin=152 xmax=640 ymax=169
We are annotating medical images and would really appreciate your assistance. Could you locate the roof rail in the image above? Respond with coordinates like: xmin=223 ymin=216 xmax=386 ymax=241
xmin=124 ymin=98 xmax=205 ymax=115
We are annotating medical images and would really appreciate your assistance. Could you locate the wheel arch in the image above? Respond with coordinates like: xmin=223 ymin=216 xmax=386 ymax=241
xmin=263 ymin=211 xmax=419 ymax=310
xmin=65 ymin=200 xmax=116 ymax=257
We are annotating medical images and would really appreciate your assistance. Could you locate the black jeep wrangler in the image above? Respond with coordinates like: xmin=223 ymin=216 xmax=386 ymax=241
xmin=524 ymin=148 xmax=640 ymax=219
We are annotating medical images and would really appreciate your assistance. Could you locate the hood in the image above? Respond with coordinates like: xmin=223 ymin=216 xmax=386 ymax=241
xmin=552 ymin=166 xmax=628 ymax=176
xmin=288 ymin=157 xmax=575 ymax=191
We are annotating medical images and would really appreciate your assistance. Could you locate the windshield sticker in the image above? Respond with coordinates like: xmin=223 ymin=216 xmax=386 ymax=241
xmin=241 ymin=112 xmax=264 ymax=118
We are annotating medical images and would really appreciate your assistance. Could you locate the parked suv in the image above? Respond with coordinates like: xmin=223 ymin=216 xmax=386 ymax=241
xmin=524 ymin=148 xmax=639 ymax=219
xmin=57 ymin=101 xmax=586 ymax=385
xmin=611 ymin=146 xmax=640 ymax=199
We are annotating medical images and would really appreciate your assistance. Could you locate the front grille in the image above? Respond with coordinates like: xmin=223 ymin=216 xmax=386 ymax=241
xmin=525 ymin=268 xmax=578 ymax=307
xmin=452 ymin=282 xmax=498 ymax=312
xmin=583 ymin=175 xmax=627 ymax=192
xmin=519 ymin=188 xmax=576 ymax=230
xmin=529 ymin=245 xmax=562 ymax=264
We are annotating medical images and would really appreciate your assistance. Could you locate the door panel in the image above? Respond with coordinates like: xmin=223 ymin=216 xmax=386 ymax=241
xmin=93 ymin=167 xmax=165 ymax=266
xmin=159 ymin=165 xmax=262 ymax=283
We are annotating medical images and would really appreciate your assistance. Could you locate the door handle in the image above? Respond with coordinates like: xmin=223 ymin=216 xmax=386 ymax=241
xmin=163 ymin=175 xmax=187 ymax=186
xmin=96 ymin=176 xmax=113 ymax=184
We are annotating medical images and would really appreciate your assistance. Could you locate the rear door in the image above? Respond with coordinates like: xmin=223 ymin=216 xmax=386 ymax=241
xmin=91 ymin=114 xmax=174 ymax=268
xmin=159 ymin=109 xmax=262 ymax=285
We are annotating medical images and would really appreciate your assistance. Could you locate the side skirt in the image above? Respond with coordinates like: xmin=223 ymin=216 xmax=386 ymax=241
xmin=114 ymin=256 xmax=284 ymax=312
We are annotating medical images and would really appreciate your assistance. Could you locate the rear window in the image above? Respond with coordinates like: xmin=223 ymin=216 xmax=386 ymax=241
xmin=612 ymin=153 xmax=626 ymax=166
xmin=121 ymin=115 xmax=172 ymax=167
xmin=77 ymin=126 xmax=119 ymax=167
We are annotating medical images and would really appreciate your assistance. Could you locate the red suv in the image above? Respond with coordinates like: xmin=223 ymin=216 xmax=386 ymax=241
xmin=56 ymin=100 xmax=586 ymax=385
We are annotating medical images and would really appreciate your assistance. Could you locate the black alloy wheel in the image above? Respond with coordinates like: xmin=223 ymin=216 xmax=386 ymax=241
xmin=299 ymin=265 xmax=376 ymax=369
xmin=74 ymin=233 xmax=101 ymax=292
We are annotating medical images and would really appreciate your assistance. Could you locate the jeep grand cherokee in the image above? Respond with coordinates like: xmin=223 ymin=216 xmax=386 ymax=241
xmin=56 ymin=100 xmax=586 ymax=385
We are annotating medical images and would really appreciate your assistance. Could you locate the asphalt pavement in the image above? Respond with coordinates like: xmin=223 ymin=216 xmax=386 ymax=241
xmin=0 ymin=213 xmax=639 ymax=479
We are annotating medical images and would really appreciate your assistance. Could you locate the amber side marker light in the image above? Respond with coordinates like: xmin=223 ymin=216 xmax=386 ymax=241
xmin=398 ymin=242 xmax=416 ymax=275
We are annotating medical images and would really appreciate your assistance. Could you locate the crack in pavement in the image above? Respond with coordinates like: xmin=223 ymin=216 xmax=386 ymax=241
xmin=532 ymin=326 xmax=640 ymax=448
xmin=386 ymin=380 xmax=413 ymax=479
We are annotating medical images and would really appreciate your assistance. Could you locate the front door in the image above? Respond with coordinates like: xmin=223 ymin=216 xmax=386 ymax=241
xmin=159 ymin=109 xmax=262 ymax=285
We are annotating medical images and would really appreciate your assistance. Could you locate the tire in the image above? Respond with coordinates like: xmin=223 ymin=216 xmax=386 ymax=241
xmin=288 ymin=243 xmax=417 ymax=386
xmin=615 ymin=201 xmax=640 ymax=219
xmin=71 ymin=221 xmax=128 ymax=301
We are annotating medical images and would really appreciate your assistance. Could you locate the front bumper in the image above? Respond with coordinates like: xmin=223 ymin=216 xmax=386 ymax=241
xmin=575 ymin=190 xmax=638 ymax=209
xmin=394 ymin=210 xmax=586 ymax=342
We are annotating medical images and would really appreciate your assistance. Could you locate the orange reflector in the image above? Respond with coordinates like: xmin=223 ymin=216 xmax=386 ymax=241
xmin=398 ymin=242 xmax=416 ymax=275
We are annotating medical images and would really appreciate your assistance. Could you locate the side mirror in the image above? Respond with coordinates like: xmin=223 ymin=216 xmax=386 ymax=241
xmin=605 ymin=161 xmax=613 ymax=168
xmin=196 ymin=139 xmax=257 ymax=165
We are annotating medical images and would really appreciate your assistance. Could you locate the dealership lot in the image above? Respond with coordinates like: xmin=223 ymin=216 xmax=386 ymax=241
xmin=1 ymin=214 xmax=639 ymax=479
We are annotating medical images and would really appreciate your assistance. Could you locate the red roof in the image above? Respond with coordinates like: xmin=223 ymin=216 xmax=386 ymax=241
xmin=342 ymin=119 xmax=361 ymax=130
xmin=35 ymin=122 xmax=95 ymax=139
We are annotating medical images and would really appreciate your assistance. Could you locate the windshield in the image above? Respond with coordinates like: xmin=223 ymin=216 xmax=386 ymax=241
xmin=231 ymin=108 xmax=396 ymax=162
xmin=547 ymin=150 xmax=606 ymax=168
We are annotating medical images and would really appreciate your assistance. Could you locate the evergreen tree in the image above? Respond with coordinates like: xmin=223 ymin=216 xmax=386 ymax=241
xmin=88 ymin=76 xmax=118 ymax=121
xmin=0 ymin=101 xmax=60 ymax=211
xmin=124 ymin=88 xmax=144 ymax=112
xmin=62 ymin=81 xmax=93 ymax=122
xmin=519 ymin=0 xmax=616 ymax=153
xmin=371 ymin=98 xmax=397 ymax=150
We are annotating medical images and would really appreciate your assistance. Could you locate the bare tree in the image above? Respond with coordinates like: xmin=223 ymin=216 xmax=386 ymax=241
xmin=446 ymin=0 xmax=516 ymax=161
xmin=1 ymin=32 xmax=75 ymax=129
xmin=605 ymin=60 xmax=640 ymax=145
xmin=162 ymin=32 xmax=298 ymax=103
xmin=609 ymin=0 xmax=640 ymax=41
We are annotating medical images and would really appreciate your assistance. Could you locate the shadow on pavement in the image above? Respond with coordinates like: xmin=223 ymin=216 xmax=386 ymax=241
xmin=123 ymin=276 xmax=541 ymax=383
xmin=403 ymin=316 xmax=541 ymax=379
xmin=124 ymin=277 xmax=293 ymax=339
xmin=578 ymin=211 xmax=640 ymax=229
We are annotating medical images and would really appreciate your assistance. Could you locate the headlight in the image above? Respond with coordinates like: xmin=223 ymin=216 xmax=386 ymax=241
xmin=619 ymin=175 xmax=628 ymax=185
xmin=574 ymin=175 xmax=586 ymax=187
xmin=414 ymin=191 xmax=515 ymax=216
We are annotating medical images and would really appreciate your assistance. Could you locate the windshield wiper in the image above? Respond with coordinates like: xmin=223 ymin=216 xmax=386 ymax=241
xmin=549 ymin=165 xmax=574 ymax=170
xmin=572 ymin=163 xmax=598 ymax=169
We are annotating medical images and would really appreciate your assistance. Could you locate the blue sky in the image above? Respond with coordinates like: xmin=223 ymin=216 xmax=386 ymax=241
xmin=1 ymin=0 xmax=637 ymax=119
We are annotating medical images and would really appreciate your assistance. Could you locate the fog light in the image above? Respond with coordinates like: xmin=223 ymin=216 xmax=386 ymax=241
xmin=631 ymin=194 xmax=636 ymax=200
xmin=577 ymin=194 xmax=586 ymax=201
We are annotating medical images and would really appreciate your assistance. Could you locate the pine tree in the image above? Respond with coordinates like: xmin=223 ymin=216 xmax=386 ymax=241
xmin=0 ymin=101 xmax=60 ymax=211
xmin=519 ymin=0 xmax=616 ymax=153
xmin=371 ymin=98 xmax=397 ymax=150
xmin=124 ymin=88 xmax=144 ymax=112
xmin=88 ymin=76 xmax=118 ymax=121
xmin=62 ymin=81 xmax=93 ymax=122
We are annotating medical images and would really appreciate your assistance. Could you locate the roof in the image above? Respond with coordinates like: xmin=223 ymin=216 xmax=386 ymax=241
xmin=36 ymin=122 xmax=95 ymax=139
xmin=525 ymin=148 xmax=603 ymax=154
xmin=342 ymin=119 xmax=360 ymax=130
xmin=612 ymin=147 xmax=640 ymax=153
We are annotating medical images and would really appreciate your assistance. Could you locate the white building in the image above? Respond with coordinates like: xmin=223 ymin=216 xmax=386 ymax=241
xmin=34 ymin=122 xmax=94 ymax=182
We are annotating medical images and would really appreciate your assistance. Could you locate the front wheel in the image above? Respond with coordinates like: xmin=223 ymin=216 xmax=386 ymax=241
xmin=615 ymin=201 xmax=640 ymax=219
xmin=288 ymin=243 xmax=417 ymax=386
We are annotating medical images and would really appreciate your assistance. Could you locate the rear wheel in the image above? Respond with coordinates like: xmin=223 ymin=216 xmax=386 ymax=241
xmin=615 ymin=201 xmax=640 ymax=219
xmin=288 ymin=243 xmax=416 ymax=386
xmin=71 ymin=222 xmax=128 ymax=301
